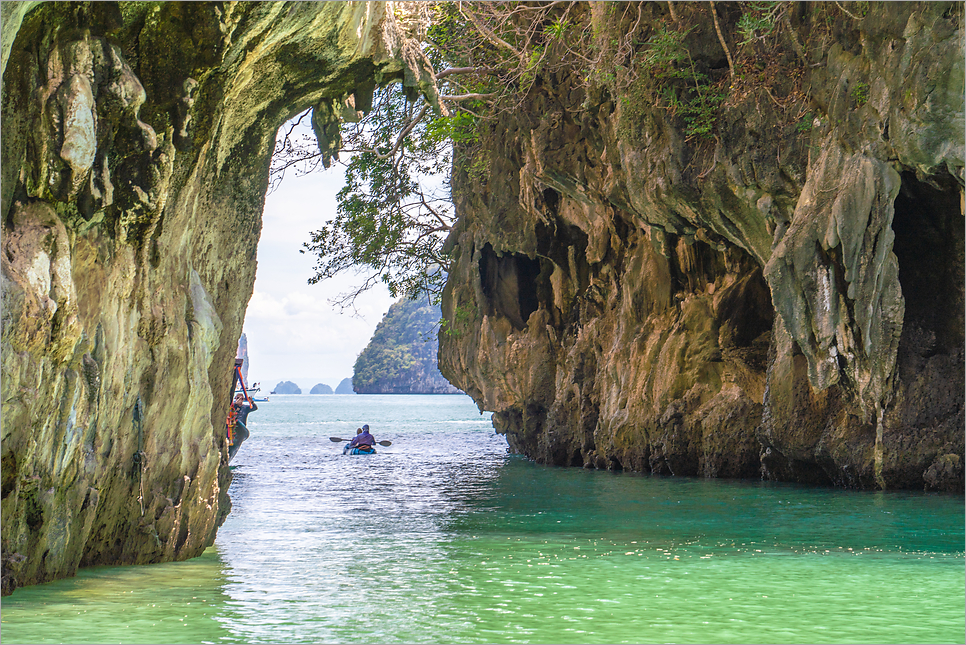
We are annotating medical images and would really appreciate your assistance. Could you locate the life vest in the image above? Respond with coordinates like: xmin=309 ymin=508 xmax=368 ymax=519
xmin=226 ymin=405 xmax=239 ymax=445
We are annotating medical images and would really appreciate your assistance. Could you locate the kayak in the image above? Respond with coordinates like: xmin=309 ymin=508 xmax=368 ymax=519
xmin=344 ymin=444 xmax=376 ymax=455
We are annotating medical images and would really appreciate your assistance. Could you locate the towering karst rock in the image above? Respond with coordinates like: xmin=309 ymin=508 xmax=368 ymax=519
xmin=438 ymin=2 xmax=963 ymax=491
xmin=236 ymin=333 xmax=250 ymax=384
xmin=354 ymin=298 xmax=462 ymax=394
xmin=1 ymin=1 xmax=437 ymax=595
xmin=1 ymin=0 xmax=962 ymax=598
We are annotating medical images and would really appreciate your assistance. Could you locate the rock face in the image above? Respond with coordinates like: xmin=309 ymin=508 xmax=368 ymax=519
xmin=439 ymin=2 xmax=964 ymax=491
xmin=335 ymin=378 xmax=355 ymax=394
xmin=310 ymin=383 xmax=333 ymax=395
xmin=1 ymin=2 xmax=437 ymax=595
xmin=354 ymin=298 xmax=462 ymax=394
xmin=272 ymin=381 xmax=301 ymax=395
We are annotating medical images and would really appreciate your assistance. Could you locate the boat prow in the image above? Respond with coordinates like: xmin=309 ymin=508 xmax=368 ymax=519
xmin=343 ymin=445 xmax=376 ymax=456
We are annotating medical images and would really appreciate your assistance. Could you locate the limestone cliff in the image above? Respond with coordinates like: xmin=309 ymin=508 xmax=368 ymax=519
xmin=1 ymin=1 xmax=436 ymax=595
xmin=439 ymin=2 xmax=964 ymax=491
xmin=353 ymin=298 xmax=461 ymax=394
xmin=1 ymin=0 xmax=962 ymax=598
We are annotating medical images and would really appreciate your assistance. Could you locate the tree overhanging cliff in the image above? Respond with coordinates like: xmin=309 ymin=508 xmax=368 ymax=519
xmin=437 ymin=1 xmax=964 ymax=492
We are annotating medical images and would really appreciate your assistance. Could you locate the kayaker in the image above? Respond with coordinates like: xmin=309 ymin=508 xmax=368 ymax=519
xmin=348 ymin=424 xmax=375 ymax=449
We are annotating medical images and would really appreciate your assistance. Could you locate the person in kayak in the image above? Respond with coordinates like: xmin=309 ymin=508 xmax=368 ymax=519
xmin=348 ymin=424 xmax=375 ymax=450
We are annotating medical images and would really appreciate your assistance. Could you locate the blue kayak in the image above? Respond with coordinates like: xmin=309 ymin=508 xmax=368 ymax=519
xmin=344 ymin=444 xmax=376 ymax=455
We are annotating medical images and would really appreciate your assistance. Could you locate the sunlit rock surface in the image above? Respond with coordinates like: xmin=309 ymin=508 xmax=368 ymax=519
xmin=439 ymin=2 xmax=964 ymax=491
xmin=1 ymin=1 xmax=434 ymax=595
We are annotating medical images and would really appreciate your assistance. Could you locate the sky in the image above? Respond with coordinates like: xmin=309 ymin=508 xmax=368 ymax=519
xmin=241 ymin=160 xmax=396 ymax=393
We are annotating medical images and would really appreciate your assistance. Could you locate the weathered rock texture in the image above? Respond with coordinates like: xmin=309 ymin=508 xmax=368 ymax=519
xmin=439 ymin=2 xmax=964 ymax=491
xmin=1 ymin=0 xmax=962 ymax=598
xmin=2 ymin=1 xmax=435 ymax=595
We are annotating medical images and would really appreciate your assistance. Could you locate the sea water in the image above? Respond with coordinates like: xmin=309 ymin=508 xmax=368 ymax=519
xmin=2 ymin=394 xmax=963 ymax=644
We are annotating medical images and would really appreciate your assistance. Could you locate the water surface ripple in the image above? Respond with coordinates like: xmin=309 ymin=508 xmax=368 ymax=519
xmin=3 ymin=395 xmax=963 ymax=644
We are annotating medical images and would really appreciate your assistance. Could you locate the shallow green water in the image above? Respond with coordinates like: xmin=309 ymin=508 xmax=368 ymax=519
xmin=2 ymin=395 xmax=963 ymax=644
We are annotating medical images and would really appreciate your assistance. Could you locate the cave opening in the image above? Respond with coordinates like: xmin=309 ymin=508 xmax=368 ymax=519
xmin=478 ymin=243 xmax=544 ymax=330
xmin=715 ymin=265 xmax=774 ymax=352
xmin=534 ymin=212 xmax=592 ymax=324
xmin=891 ymin=172 xmax=965 ymax=367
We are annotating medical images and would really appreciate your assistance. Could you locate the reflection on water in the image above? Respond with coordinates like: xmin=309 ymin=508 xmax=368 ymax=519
xmin=2 ymin=395 xmax=963 ymax=644
xmin=0 ymin=551 xmax=232 ymax=645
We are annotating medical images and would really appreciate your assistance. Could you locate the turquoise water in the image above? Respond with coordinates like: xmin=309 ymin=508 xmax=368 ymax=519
xmin=2 ymin=394 xmax=963 ymax=644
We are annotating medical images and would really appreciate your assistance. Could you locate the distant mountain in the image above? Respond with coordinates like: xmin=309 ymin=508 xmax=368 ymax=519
xmin=353 ymin=298 xmax=461 ymax=394
xmin=335 ymin=378 xmax=354 ymax=394
xmin=310 ymin=383 xmax=333 ymax=394
xmin=272 ymin=381 xmax=301 ymax=394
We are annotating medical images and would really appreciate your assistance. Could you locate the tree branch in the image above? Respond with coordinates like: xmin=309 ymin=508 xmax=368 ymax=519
xmin=436 ymin=66 xmax=499 ymax=79
xmin=417 ymin=188 xmax=454 ymax=230
xmin=459 ymin=1 xmax=524 ymax=62
xmin=782 ymin=9 xmax=809 ymax=66
xmin=709 ymin=1 xmax=735 ymax=79
xmin=502 ymin=1 xmax=569 ymax=16
xmin=834 ymin=1 xmax=863 ymax=21
xmin=439 ymin=92 xmax=499 ymax=102
xmin=372 ymin=102 xmax=430 ymax=160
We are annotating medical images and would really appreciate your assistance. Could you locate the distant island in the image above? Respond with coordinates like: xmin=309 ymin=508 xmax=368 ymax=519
xmin=310 ymin=383 xmax=333 ymax=394
xmin=335 ymin=378 xmax=354 ymax=394
xmin=272 ymin=381 xmax=301 ymax=394
xmin=353 ymin=299 xmax=461 ymax=394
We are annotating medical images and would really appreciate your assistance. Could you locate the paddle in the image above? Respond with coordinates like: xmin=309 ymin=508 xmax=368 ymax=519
xmin=329 ymin=437 xmax=392 ymax=446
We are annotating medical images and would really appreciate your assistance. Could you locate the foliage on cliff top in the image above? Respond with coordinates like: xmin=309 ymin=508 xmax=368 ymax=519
xmin=298 ymin=84 xmax=457 ymax=306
